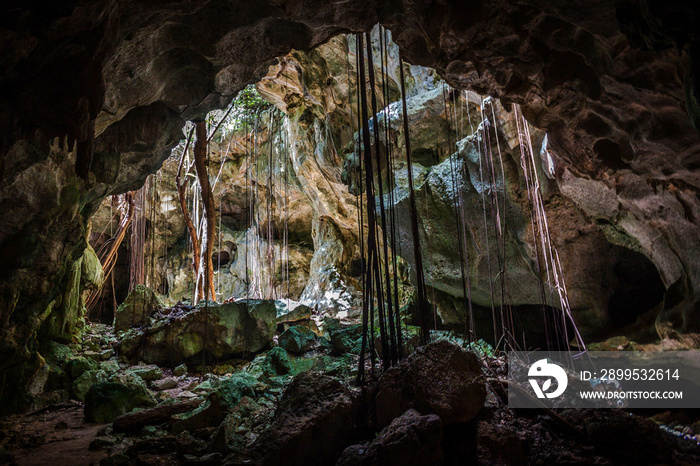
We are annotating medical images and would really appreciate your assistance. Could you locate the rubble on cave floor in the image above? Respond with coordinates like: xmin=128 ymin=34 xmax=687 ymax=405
xmin=2 ymin=311 xmax=700 ymax=465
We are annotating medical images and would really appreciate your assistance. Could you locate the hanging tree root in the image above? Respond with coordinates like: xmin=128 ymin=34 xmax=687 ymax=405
xmin=85 ymin=192 xmax=136 ymax=313
xmin=176 ymin=127 xmax=204 ymax=299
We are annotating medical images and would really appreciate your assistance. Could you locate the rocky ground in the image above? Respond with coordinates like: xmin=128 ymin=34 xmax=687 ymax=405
xmin=1 ymin=290 xmax=700 ymax=465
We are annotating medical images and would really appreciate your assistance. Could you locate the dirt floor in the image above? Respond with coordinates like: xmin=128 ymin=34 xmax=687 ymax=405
xmin=0 ymin=402 xmax=108 ymax=466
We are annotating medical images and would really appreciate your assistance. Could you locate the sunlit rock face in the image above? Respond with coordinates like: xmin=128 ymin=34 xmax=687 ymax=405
xmin=1 ymin=0 xmax=699 ymax=407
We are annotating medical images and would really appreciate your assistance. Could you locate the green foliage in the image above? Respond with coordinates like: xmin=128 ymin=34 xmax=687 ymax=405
xmin=208 ymin=84 xmax=275 ymax=140
xmin=466 ymin=339 xmax=495 ymax=357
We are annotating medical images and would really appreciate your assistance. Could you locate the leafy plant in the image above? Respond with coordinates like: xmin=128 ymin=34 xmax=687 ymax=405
xmin=208 ymin=84 xmax=275 ymax=140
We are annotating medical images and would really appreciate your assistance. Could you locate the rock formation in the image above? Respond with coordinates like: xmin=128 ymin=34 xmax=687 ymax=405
xmin=1 ymin=0 xmax=699 ymax=413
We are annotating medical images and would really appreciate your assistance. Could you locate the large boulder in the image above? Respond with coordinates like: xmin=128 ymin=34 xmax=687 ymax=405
xmin=337 ymin=409 xmax=443 ymax=466
xmin=117 ymin=300 xmax=279 ymax=365
xmin=114 ymin=285 xmax=164 ymax=332
xmin=84 ymin=380 xmax=156 ymax=423
xmin=374 ymin=341 xmax=485 ymax=427
xmin=243 ymin=372 xmax=355 ymax=466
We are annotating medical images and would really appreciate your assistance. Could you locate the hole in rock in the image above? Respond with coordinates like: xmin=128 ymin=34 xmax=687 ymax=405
xmin=607 ymin=248 xmax=666 ymax=328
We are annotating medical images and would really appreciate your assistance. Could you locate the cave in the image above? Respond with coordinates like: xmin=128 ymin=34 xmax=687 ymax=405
xmin=1 ymin=1 xmax=700 ymax=465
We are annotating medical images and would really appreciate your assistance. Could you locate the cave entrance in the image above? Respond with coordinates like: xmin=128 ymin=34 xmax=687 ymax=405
xmin=607 ymin=247 xmax=666 ymax=329
xmin=86 ymin=24 xmax=646 ymax=355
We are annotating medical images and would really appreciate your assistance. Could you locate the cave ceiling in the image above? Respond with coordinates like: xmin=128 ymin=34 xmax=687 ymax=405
xmin=1 ymin=0 xmax=699 ymax=379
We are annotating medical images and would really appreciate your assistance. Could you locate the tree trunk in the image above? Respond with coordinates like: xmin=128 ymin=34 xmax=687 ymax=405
xmin=193 ymin=120 xmax=216 ymax=303
xmin=176 ymin=128 xmax=203 ymax=299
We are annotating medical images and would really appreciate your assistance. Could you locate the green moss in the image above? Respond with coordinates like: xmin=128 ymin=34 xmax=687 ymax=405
xmin=260 ymin=347 xmax=293 ymax=378
xmin=83 ymin=381 xmax=155 ymax=423
xmin=179 ymin=332 xmax=204 ymax=358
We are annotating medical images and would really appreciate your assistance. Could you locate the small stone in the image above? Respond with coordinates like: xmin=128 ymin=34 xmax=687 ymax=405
xmin=128 ymin=365 xmax=163 ymax=382
xmin=84 ymin=351 xmax=102 ymax=361
xmin=182 ymin=452 xmax=223 ymax=465
xmin=152 ymin=377 xmax=178 ymax=390
xmin=174 ymin=364 xmax=188 ymax=377
xmin=100 ymin=349 xmax=115 ymax=360
xmin=177 ymin=391 xmax=198 ymax=399
xmin=89 ymin=436 xmax=117 ymax=450
xmin=97 ymin=425 xmax=113 ymax=436
xmin=100 ymin=360 xmax=120 ymax=373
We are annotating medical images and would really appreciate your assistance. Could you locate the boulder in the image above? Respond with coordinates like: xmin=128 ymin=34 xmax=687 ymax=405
xmin=244 ymin=372 xmax=355 ymax=466
xmin=327 ymin=322 xmax=363 ymax=354
xmin=65 ymin=356 xmax=98 ymax=378
xmin=374 ymin=341 xmax=485 ymax=427
xmin=84 ymin=381 xmax=156 ymax=423
xmin=174 ymin=364 xmax=188 ymax=376
xmin=337 ymin=409 xmax=443 ymax=466
xmin=73 ymin=370 xmax=109 ymax=401
xmin=278 ymin=326 xmax=317 ymax=353
xmin=114 ymin=285 xmax=164 ymax=332
xmin=153 ymin=376 xmax=179 ymax=390
xmin=127 ymin=365 xmax=163 ymax=382
xmin=171 ymin=373 xmax=257 ymax=434
xmin=117 ymin=300 xmax=278 ymax=365
xmin=209 ymin=396 xmax=260 ymax=452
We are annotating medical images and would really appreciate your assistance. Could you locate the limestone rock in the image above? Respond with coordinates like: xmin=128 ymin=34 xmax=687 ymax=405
xmin=114 ymin=286 xmax=164 ymax=332
xmin=127 ymin=365 xmax=163 ymax=382
xmin=326 ymin=321 xmax=363 ymax=354
xmin=174 ymin=364 xmax=188 ymax=377
xmin=171 ymin=373 xmax=256 ymax=434
xmin=258 ymin=347 xmax=294 ymax=379
xmin=274 ymin=300 xmax=312 ymax=324
xmin=153 ymin=377 xmax=178 ymax=391
xmin=374 ymin=341 xmax=485 ymax=427
xmin=337 ymin=409 xmax=443 ymax=466
xmin=117 ymin=300 xmax=278 ymax=365
xmin=84 ymin=381 xmax=156 ymax=423
xmin=73 ymin=370 xmax=108 ymax=402
xmin=245 ymin=372 xmax=355 ymax=466
xmin=80 ymin=243 xmax=103 ymax=290
xmin=65 ymin=356 xmax=98 ymax=379
xmin=278 ymin=326 xmax=317 ymax=354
